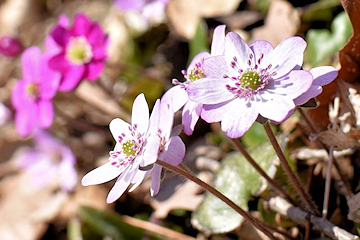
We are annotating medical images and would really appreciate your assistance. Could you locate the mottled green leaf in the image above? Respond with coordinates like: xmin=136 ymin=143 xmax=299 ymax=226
xmin=241 ymin=123 xmax=269 ymax=148
xmin=302 ymin=0 xmax=341 ymax=22
xmin=305 ymin=11 xmax=352 ymax=67
xmin=191 ymin=139 xmax=283 ymax=234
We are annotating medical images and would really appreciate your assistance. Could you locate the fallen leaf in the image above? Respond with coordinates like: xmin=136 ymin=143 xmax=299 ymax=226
xmin=250 ymin=0 xmax=300 ymax=46
xmin=166 ymin=0 xmax=242 ymax=40
xmin=347 ymin=192 xmax=360 ymax=223
xmin=310 ymin=128 xmax=360 ymax=150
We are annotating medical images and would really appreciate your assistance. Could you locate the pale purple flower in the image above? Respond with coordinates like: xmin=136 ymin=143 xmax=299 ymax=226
xmin=82 ymin=94 xmax=160 ymax=203
xmin=162 ymin=25 xmax=226 ymax=135
xmin=0 ymin=36 xmax=22 ymax=57
xmin=0 ymin=102 xmax=10 ymax=126
xmin=12 ymin=46 xmax=61 ymax=137
xmin=115 ymin=0 xmax=168 ymax=23
xmin=18 ymin=130 xmax=77 ymax=192
xmin=47 ymin=13 xmax=108 ymax=92
xmin=294 ymin=66 xmax=338 ymax=105
xmin=188 ymin=33 xmax=313 ymax=138
xmin=147 ymin=101 xmax=185 ymax=196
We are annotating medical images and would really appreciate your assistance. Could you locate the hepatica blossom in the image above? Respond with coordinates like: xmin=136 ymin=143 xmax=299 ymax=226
xmin=47 ymin=13 xmax=108 ymax=92
xmin=18 ymin=130 xmax=77 ymax=192
xmin=82 ymin=94 xmax=160 ymax=203
xmin=162 ymin=25 xmax=226 ymax=135
xmin=188 ymin=32 xmax=314 ymax=138
xmin=12 ymin=46 xmax=61 ymax=137
xmin=0 ymin=36 xmax=22 ymax=57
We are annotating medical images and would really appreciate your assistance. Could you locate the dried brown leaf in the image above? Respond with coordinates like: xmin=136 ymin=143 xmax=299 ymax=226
xmin=348 ymin=192 xmax=360 ymax=223
xmin=311 ymin=128 xmax=360 ymax=150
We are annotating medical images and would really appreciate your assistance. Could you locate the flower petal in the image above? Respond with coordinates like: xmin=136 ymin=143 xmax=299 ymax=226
xmin=249 ymin=40 xmax=274 ymax=64
xmin=58 ymin=65 xmax=85 ymax=92
xmin=37 ymin=100 xmax=54 ymax=128
xmin=11 ymin=80 xmax=26 ymax=109
xmin=159 ymin=101 xmax=174 ymax=138
xmin=187 ymin=52 xmax=210 ymax=72
xmin=221 ymin=99 xmax=258 ymax=138
xmin=161 ymin=85 xmax=188 ymax=113
xmin=71 ymin=14 xmax=93 ymax=37
xmin=51 ymin=26 xmax=70 ymax=48
xmin=160 ymin=136 xmax=185 ymax=166
xmin=255 ymin=92 xmax=295 ymax=122
xmin=84 ymin=61 xmax=104 ymax=80
xmin=310 ymin=66 xmax=338 ymax=86
xmin=48 ymin=53 xmax=69 ymax=72
xmin=131 ymin=93 xmax=149 ymax=134
xmin=182 ymin=101 xmax=201 ymax=135
xmin=260 ymin=36 xmax=306 ymax=78
xmin=107 ymin=167 xmax=136 ymax=203
xmin=211 ymin=25 xmax=226 ymax=56
xmin=15 ymin=101 xmax=37 ymax=137
xmin=201 ymin=100 xmax=233 ymax=123
xmin=128 ymin=169 xmax=149 ymax=192
xmin=294 ymin=85 xmax=322 ymax=106
xmin=59 ymin=159 xmax=78 ymax=192
xmin=87 ymin=23 xmax=106 ymax=46
xmin=203 ymin=55 xmax=235 ymax=78
xmin=109 ymin=118 xmax=132 ymax=142
xmin=150 ymin=164 xmax=162 ymax=196
xmin=21 ymin=46 xmax=42 ymax=83
xmin=141 ymin=135 xmax=160 ymax=167
xmin=187 ymin=78 xmax=234 ymax=104
xmin=224 ymin=32 xmax=254 ymax=70
xmin=40 ymin=55 xmax=61 ymax=99
xmin=81 ymin=162 xmax=122 ymax=186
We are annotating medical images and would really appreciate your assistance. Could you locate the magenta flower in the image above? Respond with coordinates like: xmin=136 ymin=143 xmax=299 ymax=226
xmin=82 ymin=94 xmax=160 ymax=203
xmin=294 ymin=66 xmax=338 ymax=105
xmin=0 ymin=36 xmax=22 ymax=57
xmin=162 ymin=25 xmax=226 ymax=135
xmin=188 ymin=33 xmax=313 ymax=138
xmin=12 ymin=46 xmax=61 ymax=137
xmin=18 ymin=130 xmax=77 ymax=192
xmin=148 ymin=101 xmax=185 ymax=196
xmin=47 ymin=13 xmax=108 ymax=92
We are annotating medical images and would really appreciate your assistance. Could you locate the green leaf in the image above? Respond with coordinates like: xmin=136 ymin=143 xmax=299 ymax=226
xmin=188 ymin=21 xmax=209 ymax=63
xmin=79 ymin=206 xmax=151 ymax=240
xmin=302 ymin=0 xmax=341 ymax=22
xmin=191 ymin=138 xmax=283 ymax=234
xmin=305 ymin=11 xmax=352 ymax=67
xmin=241 ymin=123 xmax=269 ymax=148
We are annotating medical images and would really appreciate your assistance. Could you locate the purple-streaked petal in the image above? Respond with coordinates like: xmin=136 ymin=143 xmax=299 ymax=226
xmin=255 ymin=93 xmax=295 ymax=122
xmin=132 ymin=93 xmax=149 ymax=134
xmin=260 ymin=36 xmax=306 ymax=79
xmin=15 ymin=103 xmax=36 ymax=137
xmin=310 ymin=66 xmax=338 ymax=86
xmin=109 ymin=118 xmax=132 ymax=142
xmin=58 ymin=65 xmax=85 ymax=92
xmin=150 ymin=164 xmax=162 ymax=196
xmin=201 ymin=100 xmax=233 ymax=123
xmin=37 ymin=100 xmax=54 ymax=128
xmin=81 ymin=162 xmax=122 ymax=186
xmin=187 ymin=78 xmax=234 ymax=104
xmin=211 ymin=25 xmax=226 ymax=56
xmin=224 ymin=32 xmax=254 ymax=70
xmin=294 ymin=85 xmax=322 ymax=106
xmin=71 ymin=14 xmax=93 ymax=37
xmin=51 ymin=26 xmax=70 ymax=48
xmin=203 ymin=55 xmax=236 ymax=78
xmin=141 ymin=135 xmax=160 ymax=167
xmin=21 ymin=46 xmax=42 ymax=83
xmin=182 ymin=101 xmax=201 ymax=135
xmin=187 ymin=52 xmax=210 ymax=72
xmin=161 ymin=85 xmax=188 ymax=113
xmin=149 ymin=99 xmax=161 ymax=133
xmin=249 ymin=40 xmax=274 ymax=64
xmin=84 ymin=61 xmax=104 ymax=80
xmin=221 ymin=99 xmax=258 ymax=138
xmin=160 ymin=136 xmax=185 ymax=165
xmin=107 ymin=167 xmax=136 ymax=203
xmin=266 ymin=70 xmax=313 ymax=99
xmin=159 ymin=101 xmax=174 ymax=139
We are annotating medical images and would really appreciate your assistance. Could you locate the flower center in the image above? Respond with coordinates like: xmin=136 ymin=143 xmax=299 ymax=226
xmin=65 ymin=37 xmax=93 ymax=65
xmin=188 ymin=67 xmax=206 ymax=82
xmin=25 ymin=83 xmax=40 ymax=100
xmin=240 ymin=71 xmax=261 ymax=90
xmin=122 ymin=140 xmax=137 ymax=156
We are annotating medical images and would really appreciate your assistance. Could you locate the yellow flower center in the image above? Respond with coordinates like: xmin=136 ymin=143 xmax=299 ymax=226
xmin=240 ymin=71 xmax=261 ymax=90
xmin=66 ymin=37 xmax=93 ymax=65
xmin=122 ymin=140 xmax=137 ymax=156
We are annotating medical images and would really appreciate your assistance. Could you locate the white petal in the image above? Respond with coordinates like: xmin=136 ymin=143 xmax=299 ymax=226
xmin=201 ymin=100 xmax=233 ymax=123
xmin=161 ymin=85 xmax=188 ymax=113
xmin=182 ymin=101 xmax=202 ymax=135
xmin=106 ymin=167 xmax=135 ymax=203
xmin=141 ymin=135 xmax=160 ymax=167
xmin=109 ymin=118 xmax=132 ymax=142
xmin=224 ymin=32 xmax=254 ymax=70
xmin=160 ymin=136 xmax=186 ymax=166
xmin=132 ymin=93 xmax=149 ymax=134
xmin=81 ymin=162 xmax=122 ymax=186
xmin=159 ymin=101 xmax=174 ymax=139
xmin=211 ymin=25 xmax=226 ymax=56
xmin=150 ymin=164 xmax=162 ymax=196
xmin=310 ymin=66 xmax=338 ymax=86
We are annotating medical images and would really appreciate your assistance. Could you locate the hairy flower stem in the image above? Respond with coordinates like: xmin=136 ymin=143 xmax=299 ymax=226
xmin=263 ymin=122 xmax=320 ymax=216
xmin=298 ymin=108 xmax=353 ymax=198
xmin=230 ymin=138 xmax=296 ymax=205
xmin=156 ymin=160 xmax=278 ymax=240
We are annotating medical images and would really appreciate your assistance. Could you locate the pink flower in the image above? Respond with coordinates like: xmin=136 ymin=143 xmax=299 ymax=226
xmin=82 ymin=94 xmax=160 ymax=203
xmin=12 ymin=46 xmax=61 ymax=137
xmin=188 ymin=33 xmax=313 ymax=138
xmin=18 ymin=130 xmax=77 ymax=192
xmin=47 ymin=13 xmax=108 ymax=92
xmin=147 ymin=100 xmax=185 ymax=196
xmin=294 ymin=66 xmax=338 ymax=105
xmin=0 ymin=36 xmax=22 ymax=57
xmin=162 ymin=25 xmax=226 ymax=135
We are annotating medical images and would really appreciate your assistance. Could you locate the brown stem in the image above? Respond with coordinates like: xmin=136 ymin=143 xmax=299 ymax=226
xmin=230 ymin=138 xmax=296 ymax=205
xmin=263 ymin=122 xmax=320 ymax=216
xmin=156 ymin=160 xmax=278 ymax=240
xmin=298 ymin=108 xmax=353 ymax=198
